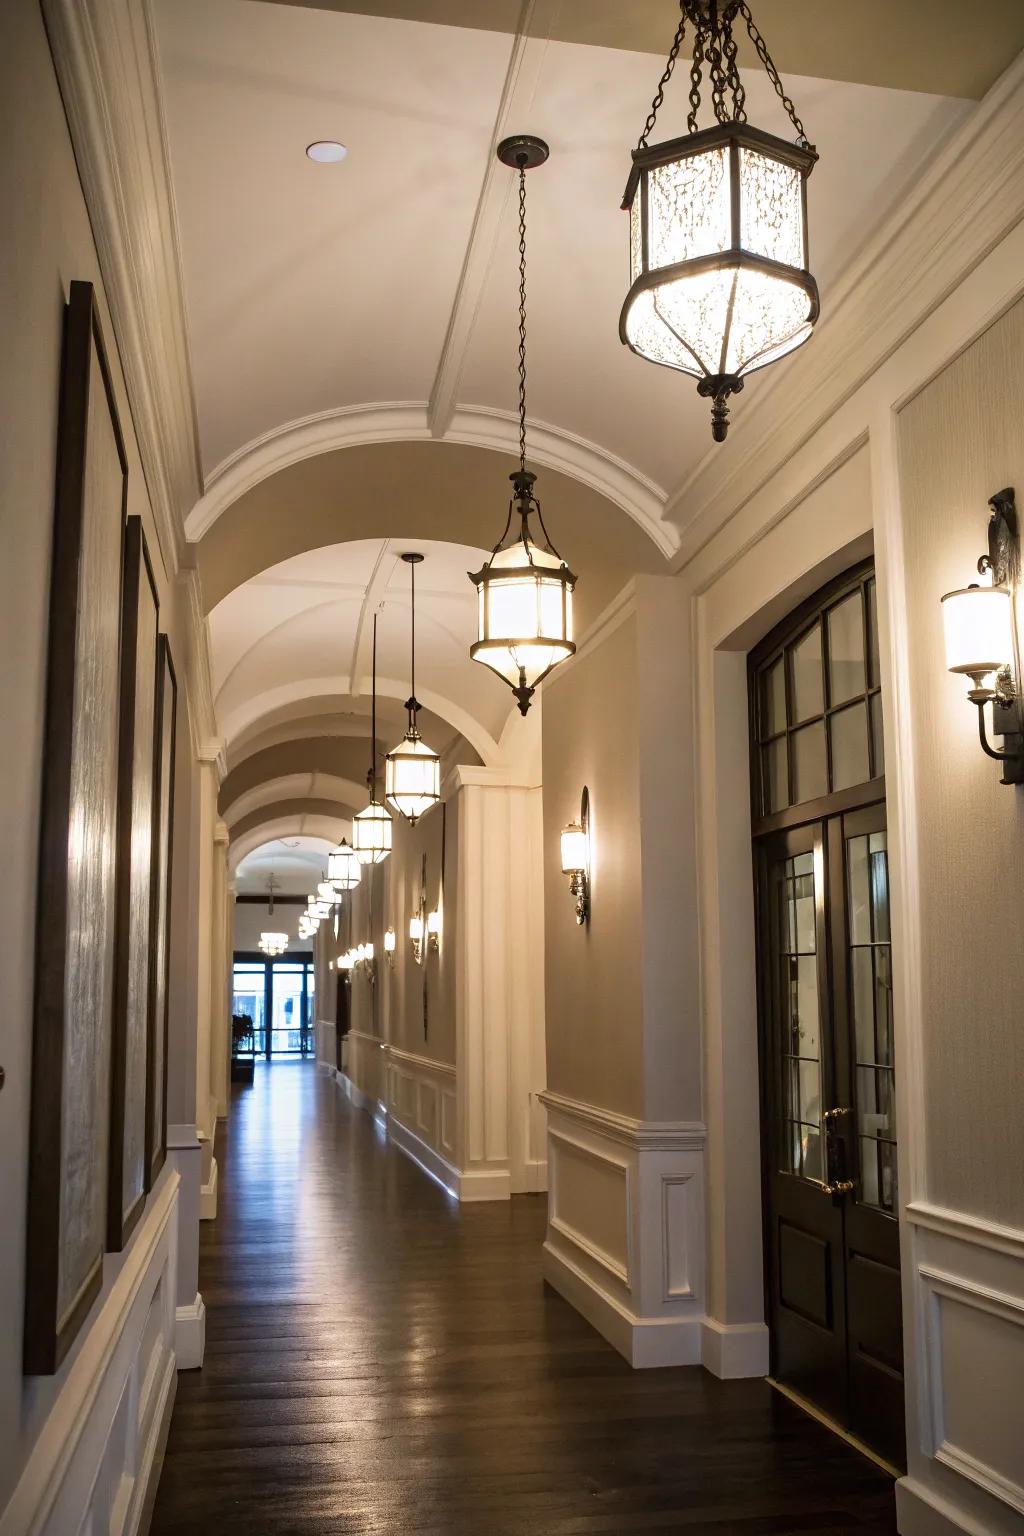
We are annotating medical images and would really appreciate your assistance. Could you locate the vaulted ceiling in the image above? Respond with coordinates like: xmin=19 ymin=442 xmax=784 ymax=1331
xmin=151 ymin=0 xmax=1024 ymax=858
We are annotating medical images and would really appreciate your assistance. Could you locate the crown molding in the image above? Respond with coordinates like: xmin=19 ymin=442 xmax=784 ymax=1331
xmin=666 ymin=47 xmax=1024 ymax=568
xmin=184 ymin=400 xmax=674 ymax=557
xmin=42 ymin=0 xmax=201 ymax=583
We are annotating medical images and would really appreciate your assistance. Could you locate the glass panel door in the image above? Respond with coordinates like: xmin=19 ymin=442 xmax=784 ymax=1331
xmin=232 ymin=964 xmax=266 ymax=1056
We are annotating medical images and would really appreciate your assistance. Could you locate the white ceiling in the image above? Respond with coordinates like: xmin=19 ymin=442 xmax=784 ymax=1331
xmin=155 ymin=0 xmax=972 ymax=495
xmin=209 ymin=536 xmax=504 ymax=760
xmin=234 ymin=836 xmax=331 ymax=894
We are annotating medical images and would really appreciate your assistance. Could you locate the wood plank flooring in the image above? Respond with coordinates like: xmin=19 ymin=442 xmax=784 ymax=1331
xmin=150 ymin=1060 xmax=899 ymax=1535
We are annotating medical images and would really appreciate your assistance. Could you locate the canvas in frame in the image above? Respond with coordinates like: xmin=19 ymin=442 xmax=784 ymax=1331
xmin=25 ymin=280 xmax=127 ymax=1375
xmin=146 ymin=633 xmax=176 ymax=1192
xmin=108 ymin=516 xmax=159 ymax=1251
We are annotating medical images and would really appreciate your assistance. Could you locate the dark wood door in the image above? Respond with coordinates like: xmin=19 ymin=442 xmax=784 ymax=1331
xmin=751 ymin=564 xmax=904 ymax=1470
xmin=758 ymin=794 xmax=903 ymax=1468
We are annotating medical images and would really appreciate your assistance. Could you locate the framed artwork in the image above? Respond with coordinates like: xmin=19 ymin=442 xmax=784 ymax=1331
xmin=108 ymin=516 xmax=160 ymax=1251
xmin=146 ymin=633 xmax=176 ymax=1191
xmin=25 ymin=281 xmax=127 ymax=1374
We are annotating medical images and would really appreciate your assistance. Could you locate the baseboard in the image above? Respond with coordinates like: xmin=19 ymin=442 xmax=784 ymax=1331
xmin=174 ymin=1293 xmax=206 ymax=1370
xmin=895 ymin=1477 xmax=997 ymax=1536
xmin=337 ymin=1071 xmax=377 ymax=1116
xmin=701 ymin=1316 xmax=770 ymax=1379
xmin=387 ymin=1113 xmax=461 ymax=1199
xmin=458 ymin=1165 xmax=513 ymax=1202
xmin=520 ymin=1157 xmax=548 ymax=1194
xmin=199 ymin=1155 xmax=218 ymax=1221
xmin=542 ymin=1241 xmax=702 ymax=1368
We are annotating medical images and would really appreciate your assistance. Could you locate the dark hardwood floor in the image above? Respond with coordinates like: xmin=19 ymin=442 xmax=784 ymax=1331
xmin=150 ymin=1060 xmax=899 ymax=1535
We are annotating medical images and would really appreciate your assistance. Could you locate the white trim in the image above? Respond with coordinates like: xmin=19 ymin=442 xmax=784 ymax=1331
xmin=906 ymin=1201 xmax=1024 ymax=1261
xmin=174 ymin=1294 xmax=206 ymax=1371
xmin=895 ymin=1477 xmax=1007 ymax=1536
xmin=386 ymin=1113 xmax=463 ymax=1200
xmin=385 ymin=1043 xmax=456 ymax=1079
xmin=337 ymin=1069 xmax=378 ymax=1117
xmin=542 ymin=1242 xmax=701 ymax=1369
xmin=40 ymin=0 xmax=200 ymax=583
xmin=184 ymin=402 xmax=674 ymax=555
xmin=180 ymin=568 xmax=221 ymax=770
xmin=700 ymin=1318 xmax=770 ymax=1380
xmin=538 ymin=1089 xmax=705 ymax=1152
xmin=199 ymin=1156 xmax=218 ymax=1222
xmin=0 ymin=1172 xmax=179 ymax=1536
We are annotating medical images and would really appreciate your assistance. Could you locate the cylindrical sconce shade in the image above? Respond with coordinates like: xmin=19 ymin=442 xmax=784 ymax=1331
xmin=383 ymin=928 xmax=396 ymax=953
xmin=941 ymin=584 xmax=1013 ymax=675
xmin=560 ymin=823 xmax=588 ymax=874
xmin=409 ymin=914 xmax=424 ymax=943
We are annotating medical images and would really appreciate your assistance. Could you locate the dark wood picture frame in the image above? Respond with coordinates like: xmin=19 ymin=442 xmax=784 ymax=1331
xmin=108 ymin=516 xmax=160 ymax=1251
xmin=146 ymin=634 xmax=177 ymax=1190
xmin=25 ymin=281 xmax=128 ymax=1374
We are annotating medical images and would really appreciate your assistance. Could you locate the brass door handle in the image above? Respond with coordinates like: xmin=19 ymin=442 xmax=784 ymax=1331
xmin=821 ymin=1107 xmax=854 ymax=1195
xmin=822 ymin=1106 xmax=852 ymax=1122
xmin=818 ymin=1177 xmax=855 ymax=1195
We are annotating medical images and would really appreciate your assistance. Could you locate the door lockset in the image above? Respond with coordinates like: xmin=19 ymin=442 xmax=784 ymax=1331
xmin=821 ymin=1106 xmax=854 ymax=1195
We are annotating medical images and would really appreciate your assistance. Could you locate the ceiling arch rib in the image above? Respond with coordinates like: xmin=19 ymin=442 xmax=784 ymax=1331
xmin=220 ymin=675 xmax=501 ymax=768
xmin=223 ymin=774 xmax=370 ymax=831
xmin=229 ymin=816 xmax=349 ymax=878
xmin=228 ymin=699 xmax=455 ymax=771
xmin=185 ymin=403 xmax=674 ymax=555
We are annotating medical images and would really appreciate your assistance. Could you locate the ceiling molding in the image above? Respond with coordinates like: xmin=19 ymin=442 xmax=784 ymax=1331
xmin=42 ymin=0 xmax=201 ymax=582
xmin=228 ymin=816 xmax=349 ymax=875
xmin=220 ymin=673 xmax=502 ymax=767
xmin=223 ymin=773 xmax=369 ymax=828
xmin=186 ymin=401 xmax=674 ymax=556
xmin=665 ymin=48 xmax=1024 ymax=569
xmin=426 ymin=0 xmax=550 ymax=438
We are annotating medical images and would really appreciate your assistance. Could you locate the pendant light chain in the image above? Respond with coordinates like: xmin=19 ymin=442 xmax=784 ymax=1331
xmin=409 ymin=557 xmax=416 ymax=709
xmin=639 ymin=1 xmax=808 ymax=146
xmin=516 ymin=160 xmax=528 ymax=478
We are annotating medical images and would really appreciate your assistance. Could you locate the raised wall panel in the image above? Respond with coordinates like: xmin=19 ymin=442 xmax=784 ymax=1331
xmin=549 ymin=1131 xmax=630 ymax=1285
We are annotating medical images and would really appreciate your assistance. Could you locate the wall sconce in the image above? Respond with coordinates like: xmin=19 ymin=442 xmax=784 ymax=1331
xmin=560 ymin=785 xmax=591 ymax=925
xmin=427 ymin=908 xmax=441 ymax=953
xmin=383 ymin=928 xmax=396 ymax=968
xmin=941 ymin=488 xmax=1023 ymax=786
xmin=410 ymin=912 xmax=424 ymax=964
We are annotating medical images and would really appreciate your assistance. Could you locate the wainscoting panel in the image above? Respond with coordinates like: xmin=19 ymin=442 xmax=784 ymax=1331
xmin=540 ymin=1091 xmax=705 ymax=1368
xmin=0 ymin=1170 xmax=180 ymax=1536
xmin=896 ymin=1202 xmax=1024 ymax=1536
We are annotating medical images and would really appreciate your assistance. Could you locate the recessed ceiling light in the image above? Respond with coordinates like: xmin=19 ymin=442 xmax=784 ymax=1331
xmin=306 ymin=140 xmax=347 ymax=164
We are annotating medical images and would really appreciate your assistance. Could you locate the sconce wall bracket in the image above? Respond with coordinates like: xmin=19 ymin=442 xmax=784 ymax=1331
xmin=976 ymin=488 xmax=1023 ymax=785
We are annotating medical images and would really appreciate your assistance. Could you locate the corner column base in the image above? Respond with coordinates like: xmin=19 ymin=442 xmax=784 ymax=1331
xmin=175 ymin=1293 xmax=206 ymax=1369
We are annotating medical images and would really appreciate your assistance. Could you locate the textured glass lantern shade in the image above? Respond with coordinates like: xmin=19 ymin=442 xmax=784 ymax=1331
xmin=328 ymin=840 xmax=361 ymax=891
xmin=317 ymin=879 xmax=342 ymax=906
xmin=353 ymin=798 xmax=393 ymax=865
xmin=621 ymin=125 xmax=818 ymax=423
xmin=941 ymin=584 xmax=1014 ymax=678
xmin=385 ymin=730 xmax=441 ymax=824
xmin=470 ymin=537 xmax=575 ymax=699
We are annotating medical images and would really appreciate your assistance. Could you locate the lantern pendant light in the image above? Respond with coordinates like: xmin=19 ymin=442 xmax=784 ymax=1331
xmin=259 ymin=874 xmax=288 ymax=956
xmin=469 ymin=136 xmax=576 ymax=716
xmin=327 ymin=841 xmax=361 ymax=893
xmin=621 ymin=0 xmax=819 ymax=442
xmin=353 ymin=610 xmax=393 ymax=864
xmin=386 ymin=553 xmax=441 ymax=824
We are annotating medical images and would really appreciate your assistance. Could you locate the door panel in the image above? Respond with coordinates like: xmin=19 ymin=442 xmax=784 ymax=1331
xmin=760 ymin=825 xmax=847 ymax=1424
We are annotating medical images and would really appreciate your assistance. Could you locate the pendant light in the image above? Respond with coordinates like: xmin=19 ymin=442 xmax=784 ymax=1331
xmin=468 ymin=136 xmax=576 ymax=716
xmin=259 ymin=874 xmax=288 ymax=955
xmin=386 ymin=553 xmax=441 ymax=823
xmin=620 ymin=1 xmax=819 ymax=442
xmin=353 ymin=610 xmax=393 ymax=864
xmin=327 ymin=842 xmax=361 ymax=892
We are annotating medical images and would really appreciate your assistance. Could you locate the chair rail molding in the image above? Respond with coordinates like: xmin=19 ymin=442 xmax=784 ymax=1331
xmin=41 ymin=0 xmax=201 ymax=582
xmin=539 ymin=1091 xmax=707 ymax=1370
xmin=667 ymin=48 xmax=1024 ymax=567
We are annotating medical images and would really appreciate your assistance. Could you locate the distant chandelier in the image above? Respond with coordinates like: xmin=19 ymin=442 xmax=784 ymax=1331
xmin=353 ymin=611 xmax=393 ymax=864
xmin=621 ymin=0 xmax=819 ymax=442
xmin=259 ymin=875 xmax=288 ymax=954
xmin=386 ymin=553 xmax=441 ymax=824
xmin=469 ymin=136 xmax=575 ymax=716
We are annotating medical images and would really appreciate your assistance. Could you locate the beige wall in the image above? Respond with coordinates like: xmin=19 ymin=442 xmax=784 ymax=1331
xmin=0 ymin=0 xmax=197 ymax=1509
xmin=542 ymin=611 xmax=644 ymax=1119
xmin=897 ymin=296 xmax=1024 ymax=1229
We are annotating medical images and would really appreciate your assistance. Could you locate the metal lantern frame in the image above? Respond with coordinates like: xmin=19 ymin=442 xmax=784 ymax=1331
xmin=622 ymin=0 xmax=819 ymax=441
xmin=386 ymin=553 xmax=441 ymax=825
xmin=468 ymin=134 xmax=576 ymax=715
xmin=469 ymin=467 xmax=576 ymax=717
xmin=327 ymin=840 xmax=361 ymax=892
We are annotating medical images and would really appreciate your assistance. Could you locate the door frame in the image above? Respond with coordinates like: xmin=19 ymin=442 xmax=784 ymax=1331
xmin=233 ymin=950 xmax=315 ymax=1058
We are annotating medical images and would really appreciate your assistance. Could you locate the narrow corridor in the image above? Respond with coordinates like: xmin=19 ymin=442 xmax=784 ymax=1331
xmin=150 ymin=1063 xmax=899 ymax=1535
